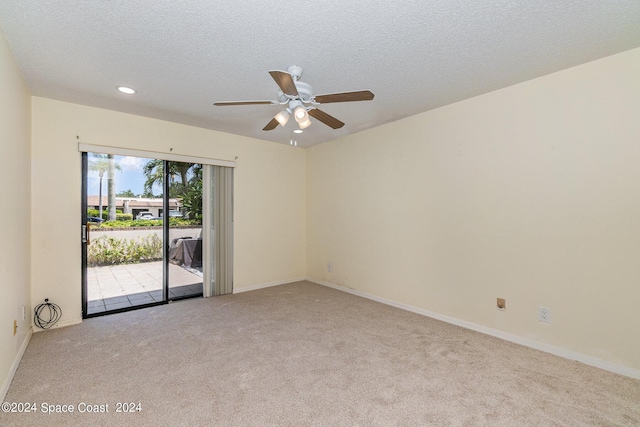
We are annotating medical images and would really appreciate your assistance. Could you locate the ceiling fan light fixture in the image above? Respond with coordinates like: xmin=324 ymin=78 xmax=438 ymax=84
xmin=293 ymin=129 xmax=303 ymax=134
xmin=275 ymin=109 xmax=290 ymax=126
xmin=294 ymin=106 xmax=308 ymax=122
xmin=298 ymin=118 xmax=311 ymax=129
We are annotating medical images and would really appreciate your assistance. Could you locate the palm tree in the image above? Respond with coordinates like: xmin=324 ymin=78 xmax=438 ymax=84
xmin=89 ymin=154 xmax=121 ymax=219
xmin=143 ymin=160 xmax=194 ymax=197
xmin=107 ymin=154 xmax=118 ymax=220
xmin=181 ymin=165 xmax=203 ymax=220
xmin=89 ymin=155 xmax=108 ymax=218
xmin=143 ymin=160 xmax=202 ymax=220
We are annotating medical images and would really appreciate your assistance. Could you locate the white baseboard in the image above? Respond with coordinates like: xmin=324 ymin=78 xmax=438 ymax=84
xmin=1 ymin=327 xmax=33 ymax=402
xmin=32 ymin=317 xmax=82 ymax=332
xmin=233 ymin=277 xmax=306 ymax=294
xmin=308 ymin=278 xmax=640 ymax=380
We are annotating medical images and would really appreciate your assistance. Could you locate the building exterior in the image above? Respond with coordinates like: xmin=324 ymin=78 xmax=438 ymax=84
xmin=86 ymin=196 xmax=182 ymax=218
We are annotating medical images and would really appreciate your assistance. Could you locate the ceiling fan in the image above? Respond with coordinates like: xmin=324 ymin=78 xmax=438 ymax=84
xmin=214 ymin=65 xmax=374 ymax=132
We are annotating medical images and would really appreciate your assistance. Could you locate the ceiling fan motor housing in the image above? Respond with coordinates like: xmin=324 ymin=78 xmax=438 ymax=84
xmin=295 ymin=81 xmax=313 ymax=103
xmin=278 ymin=80 xmax=313 ymax=104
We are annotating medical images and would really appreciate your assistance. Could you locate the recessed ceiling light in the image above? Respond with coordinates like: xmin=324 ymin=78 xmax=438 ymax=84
xmin=293 ymin=129 xmax=303 ymax=134
xmin=117 ymin=86 xmax=136 ymax=94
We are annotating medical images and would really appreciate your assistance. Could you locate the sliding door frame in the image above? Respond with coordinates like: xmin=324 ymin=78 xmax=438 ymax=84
xmin=162 ymin=160 xmax=170 ymax=303
xmin=81 ymin=153 xmax=89 ymax=318
xmin=80 ymin=144 xmax=235 ymax=318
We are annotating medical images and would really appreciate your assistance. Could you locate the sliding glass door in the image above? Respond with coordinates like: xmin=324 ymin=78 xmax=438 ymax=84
xmin=82 ymin=152 xmax=166 ymax=315
xmin=81 ymin=150 xmax=232 ymax=318
xmin=167 ymin=161 xmax=203 ymax=300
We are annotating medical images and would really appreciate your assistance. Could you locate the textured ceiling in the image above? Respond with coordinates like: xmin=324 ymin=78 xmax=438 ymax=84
xmin=1 ymin=1 xmax=640 ymax=147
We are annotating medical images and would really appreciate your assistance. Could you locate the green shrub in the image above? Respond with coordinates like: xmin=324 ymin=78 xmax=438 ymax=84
xmin=101 ymin=219 xmax=163 ymax=228
xmin=182 ymin=178 xmax=203 ymax=220
xmin=169 ymin=217 xmax=202 ymax=226
xmin=93 ymin=218 xmax=202 ymax=228
xmin=87 ymin=234 xmax=162 ymax=266
xmin=87 ymin=209 xmax=129 ymax=220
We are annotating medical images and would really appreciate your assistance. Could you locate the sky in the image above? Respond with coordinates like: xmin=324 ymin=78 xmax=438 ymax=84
xmin=86 ymin=154 xmax=161 ymax=197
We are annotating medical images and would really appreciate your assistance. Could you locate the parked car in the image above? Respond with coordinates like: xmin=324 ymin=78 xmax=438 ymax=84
xmin=168 ymin=210 xmax=183 ymax=218
xmin=87 ymin=217 xmax=104 ymax=223
xmin=135 ymin=212 xmax=156 ymax=220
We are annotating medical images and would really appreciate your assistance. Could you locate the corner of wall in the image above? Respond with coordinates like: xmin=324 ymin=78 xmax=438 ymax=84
xmin=0 ymin=25 xmax=33 ymax=402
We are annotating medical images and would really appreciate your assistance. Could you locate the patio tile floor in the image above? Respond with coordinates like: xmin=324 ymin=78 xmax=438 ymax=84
xmin=87 ymin=261 xmax=203 ymax=315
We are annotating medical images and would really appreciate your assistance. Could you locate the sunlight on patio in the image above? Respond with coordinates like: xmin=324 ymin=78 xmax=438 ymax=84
xmin=87 ymin=261 xmax=202 ymax=313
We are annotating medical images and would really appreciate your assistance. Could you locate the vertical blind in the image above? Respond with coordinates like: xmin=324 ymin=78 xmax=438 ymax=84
xmin=213 ymin=166 xmax=234 ymax=296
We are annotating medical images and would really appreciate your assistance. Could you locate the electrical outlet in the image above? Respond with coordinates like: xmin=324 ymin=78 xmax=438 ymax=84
xmin=538 ymin=306 xmax=552 ymax=324
xmin=327 ymin=262 xmax=332 ymax=273
xmin=497 ymin=298 xmax=506 ymax=310
xmin=22 ymin=306 xmax=25 ymax=321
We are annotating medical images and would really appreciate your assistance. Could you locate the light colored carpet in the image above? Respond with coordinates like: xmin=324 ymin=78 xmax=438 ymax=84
xmin=2 ymin=281 xmax=638 ymax=426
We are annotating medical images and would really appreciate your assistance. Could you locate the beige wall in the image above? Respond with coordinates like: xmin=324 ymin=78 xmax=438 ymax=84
xmin=0 ymin=30 xmax=32 ymax=396
xmin=306 ymin=48 xmax=640 ymax=371
xmin=31 ymin=98 xmax=306 ymax=326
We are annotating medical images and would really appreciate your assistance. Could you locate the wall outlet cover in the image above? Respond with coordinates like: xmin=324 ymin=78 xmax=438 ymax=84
xmin=539 ymin=306 xmax=552 ymax=324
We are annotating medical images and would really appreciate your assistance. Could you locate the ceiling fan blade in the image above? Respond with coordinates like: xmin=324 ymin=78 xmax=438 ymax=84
xmin=314 ymin=90 xmax=374 ymax=104
xmin=308 ymin=108 xmax=345 ymax=129
xmin=269 ymin=70 xmax=299 ymax=97
xmin=263 ymin=117 xmax=280 ymax=131
xmin=213 ymin=100 xmax=275 ymax=106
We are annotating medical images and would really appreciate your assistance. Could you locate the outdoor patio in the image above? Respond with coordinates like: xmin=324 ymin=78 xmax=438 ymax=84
xmin=87 ymin=261 xmax=203 ymax=314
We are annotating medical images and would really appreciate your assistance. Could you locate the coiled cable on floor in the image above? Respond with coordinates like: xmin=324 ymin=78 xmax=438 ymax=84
xmin=34 ymin=298 xmax=62 ymax=329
